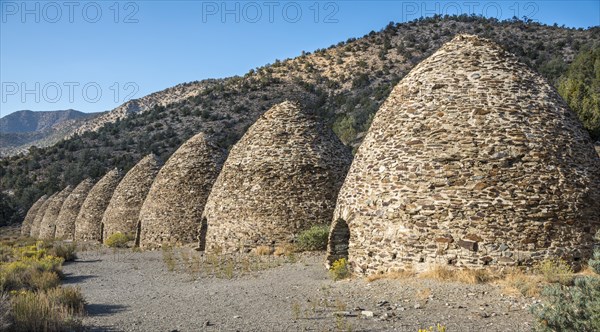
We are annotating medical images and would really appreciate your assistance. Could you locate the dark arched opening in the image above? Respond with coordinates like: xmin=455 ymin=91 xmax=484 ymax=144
xmin=326 ymin=218 xmax=350 ymax=267
xmin=134 ymin=221 xmax=142 ymax=247
xmin=197 ymin=218 xmax=208 ymax=251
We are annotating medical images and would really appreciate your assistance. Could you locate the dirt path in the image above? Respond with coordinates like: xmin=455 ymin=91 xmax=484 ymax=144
xmin=62 ymin=249 xmax=535 ymax=332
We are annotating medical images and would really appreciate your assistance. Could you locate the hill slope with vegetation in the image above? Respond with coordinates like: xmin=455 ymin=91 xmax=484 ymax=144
xmin=1 ymin=15 xmax=599 ymax=225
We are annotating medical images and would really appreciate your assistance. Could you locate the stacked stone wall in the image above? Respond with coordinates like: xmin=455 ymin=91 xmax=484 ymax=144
xmin=204 ymin=101 xmax=352 ymax=253
xmin=20 ymin=195 xmax=47 ymax=236
xmin=328 ymin=35 xmax=600 ymax=275
xmin=38 ymin=186 xmax=73 ymax=239
xmin=139 ymin=134 xmax=225 ymax=249
xmin=75 ymin=169 xmax=122 ymax=242
xmin=55 ymin=179 xmax=95 ymax=240
xmin=102 ymin=155 xmax=161 ymax=242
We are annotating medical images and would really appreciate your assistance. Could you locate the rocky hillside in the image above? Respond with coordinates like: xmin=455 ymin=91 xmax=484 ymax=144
xmin=1 ymin=109 xmax=89 ymax=133
xmin=0 ymin=110 xmax=102 ymax=157
xmin=1 ymin=15 xmax=599 ymax=225
xmin=72 ymin=83 xmax=210 ymax=135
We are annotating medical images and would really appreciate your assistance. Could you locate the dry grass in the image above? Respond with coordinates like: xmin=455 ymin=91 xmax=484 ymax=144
xmin=365 ymin=267 xmax=416 ymax=282
xmin=415 ymin=265 xmax=497 ymax=284
xmin=419 ymin=265 xmax=456 ymax=281
xmin=253 ymin=246 xmax=273 ymax=256
xmin=11 ymin=287 xmax=85 ymax=332
xmin=577 ymin=266 xmax=599 ymax=277
xmin=496 ymin=267 xmax=544 ymax=297
xmin=273 ymin=245 xmax=295 ymax=257
xmin=454 ymin=268 xmax=497 ymax=284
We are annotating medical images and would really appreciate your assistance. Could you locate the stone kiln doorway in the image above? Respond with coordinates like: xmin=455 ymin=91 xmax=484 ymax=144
xmin=134 ymin=221 xmax=142 ymax=247
xmin=327 ymin=218 xmax=350 ymax=266
xmin=198 ymin=218 xmax=208 ymax=251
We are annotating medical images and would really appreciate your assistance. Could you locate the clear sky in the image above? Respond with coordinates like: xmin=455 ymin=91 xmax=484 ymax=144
xmin=1 ymin=0 xmax=599 ymax=117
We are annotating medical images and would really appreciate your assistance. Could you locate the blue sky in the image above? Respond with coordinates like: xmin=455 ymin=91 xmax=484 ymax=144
xmin=1 ymin=1 xmax=599 ymax=117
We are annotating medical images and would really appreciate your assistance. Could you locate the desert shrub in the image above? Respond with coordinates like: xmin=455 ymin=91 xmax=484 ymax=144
xmin=296 ymin=225 xmax=329 ymax=251
xmin=36 ymin=240 xmax=55 ymax=250
xmin=48 ymin=243 xmax=77 ymax=262
xmin=330 ymin=258 xmax=350 ymax=280
xmin=332 ymin=114 xmax=357 ymax=144
xmin=0 ymin=246 xmax=11 ymax=263
xmin=534 ymin=258 xmax=574 ymax=285
xmin=589 ymin=249 xmax=600 ymax=275
xmin=0 ymin=292 xmax=11 ymax=331
xmin=531 ymin=276 xmax=600 ymax=332
xmin=105 ymin=232 xmax=131 ymax=248
xmin=29 ymin=271 xmax=60 ymax=291
xmin=0 ymin=256 xmax=64 ymax=291
xmin=45 ymin=287 xmax=85 ymax=314
xmin=0 ymin=241 xmax=85 ymax=331
xmin=11 ymin=289 xmax=84 ymax=332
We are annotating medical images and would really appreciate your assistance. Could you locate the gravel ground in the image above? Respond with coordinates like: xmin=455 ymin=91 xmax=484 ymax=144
xmin=61 ymin=248 xmax=536 ymax=332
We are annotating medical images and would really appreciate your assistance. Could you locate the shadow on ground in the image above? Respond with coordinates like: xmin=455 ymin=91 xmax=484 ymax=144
xmin=61 ymin=273 xmax=97 ymax=284
xmin=86 ymin=303 xmax=128 ymax=317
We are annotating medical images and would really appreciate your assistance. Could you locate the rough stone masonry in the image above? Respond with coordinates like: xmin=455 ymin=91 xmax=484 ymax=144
xmin=138 ymin=133 xmax=225 ymax=249
xmin=55 ymin=179 xmax=95 ymax=240
xmin=30 ymin=193 xmax=56 ymax=238
xmin=38 ymin=186 xmax=73 ymax=239
xmin=75 ymin=168 xmax=122 ymax=242
xmin=328 ymin=34 xmax=600 ymax=275
xmin=203 ymin=101 xmax=352 ymax=254
xmin=20 ymin=194 xmax=47 ymax=236
xmin=102 ymin=154 xmax=161 ymax=243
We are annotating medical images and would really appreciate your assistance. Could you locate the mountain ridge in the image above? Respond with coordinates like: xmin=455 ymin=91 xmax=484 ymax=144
xmin=0 ymin=109 xmax=103 ymax=157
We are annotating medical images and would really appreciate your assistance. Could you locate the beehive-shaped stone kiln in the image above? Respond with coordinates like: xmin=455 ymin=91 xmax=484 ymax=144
xmin=138 ymin=133 xmax=225 ymax=249
xmin=21 ymin=195 xmax=47 ymax=236
xmin=30 ymin=193 xmax=56 ymax=238
xmin=75 ymin=168 xmax=122 ymax=242
xmin=55 ymin=179 xmax=95 ymax=240
xmin=102 ymin=155 xmax=161 ymax=243
xmin=203 ymin=101 xmax=352 ymax=253
xmin=38 ymin=186 xmax=73 ymax=239
xmin=327 ymin=34 xmax=600 ymax=275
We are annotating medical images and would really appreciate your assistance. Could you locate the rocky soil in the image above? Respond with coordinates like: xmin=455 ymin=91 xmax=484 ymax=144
xmin=61 ymin=248 xmax=536 ymax=332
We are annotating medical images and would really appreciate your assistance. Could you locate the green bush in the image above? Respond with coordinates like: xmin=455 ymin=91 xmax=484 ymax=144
xmin=534 ymin=258 xmax=574 ymax=285
xmin=296 ymin=225 xmax=329 ymax=251
xmin=558 ymin=46 xmax=600 ymax=140
xmin=589 ymin=249 xmax=600 ymax=275
xmin=104 ymin=233 xmax=132 ymax=248
xmin=48 ymin=243 xmax=77 ymax=262
xmin=332 ymin=114 xmax=357 ymax=144
xmin=531 ymin=277 xmax=600 ymax=332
